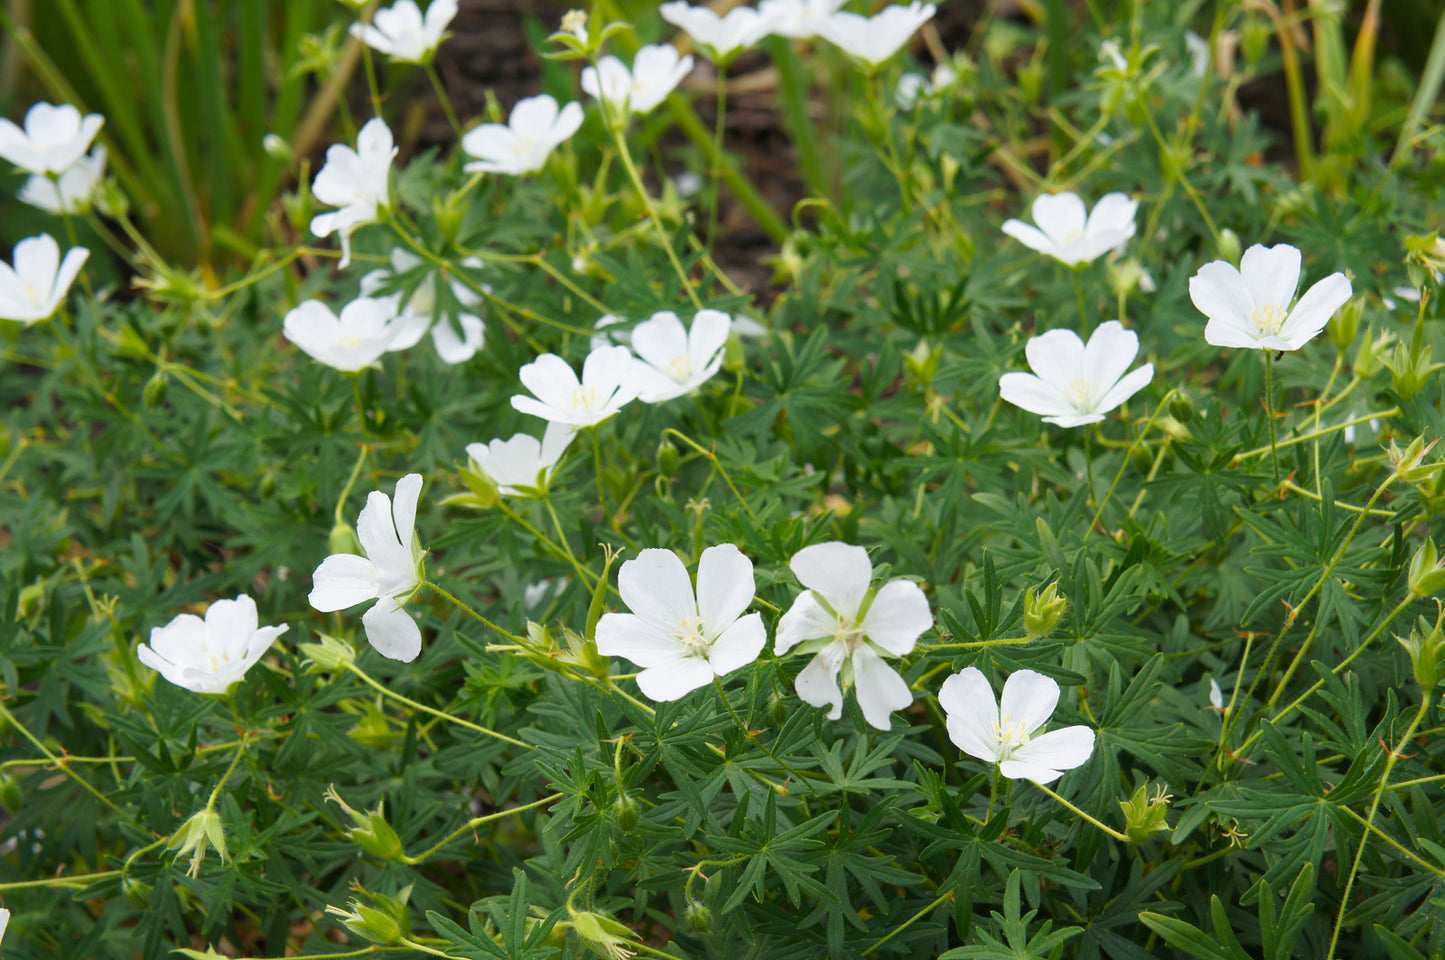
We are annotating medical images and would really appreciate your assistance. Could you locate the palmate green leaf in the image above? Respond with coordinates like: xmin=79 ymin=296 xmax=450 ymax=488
xmin=941 ymin=871 xmax=1083 ymax=960
xmin=1138 ymin=897 xmax=1252 ymax=960
xmin=710 ymin=791 xmax=838 ymax=913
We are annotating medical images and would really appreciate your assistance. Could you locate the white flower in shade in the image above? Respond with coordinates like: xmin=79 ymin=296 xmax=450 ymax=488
xmin=630 ymin=309 xmax=731 ymax=403
xmin=596 ymin=544 xmax=766 ymax=700
xmin=0 ymin=234 xmax=89 ymax=326
xmin=18 ymin=145 xmax=106 ymax=215
xmin=310 ymin=117 xmax=397 ymax=269
xmin=349 ymin=0 xmax=457 ymax=64
xmin=818 ymin=2 xmax=937 ymax=67
xmin=581 ymin=44 xmax=695 ymax=119
xmin=461 ymin=94 xmax=584 ymax=176
xmin=309 ymin=474 xmax=426 ymax=662
xmin=0 ymin=102 xmax=104 ymax=176
xmin=1189 ymin=243 xmax=1353 ymax=352
xmin=510 ymin=346 xmax=639 ymax=428
xmin=282 ymin=297 xmax=406 ymax=372
xmin=1208 ymin=677 xmax=1225 ymax=712
xmin=465 ymin=421 xmax=575 ymax=497
xmin=896 ymin=72 xmax=927 ymax=110
xmin=0 ymin=907 xmax=9 ymax=944
xmin=136 ymin=595 xmax=289 ymax=695
xmin=359 ymin=248 xmax=487 ymax=364
xmin=660 ymin=2 xmax=779 ymax=62
xmin=590 ymin=313 xmax=631 ymax=350
xmin=775 ymin=542 xmax=932 ymax=731
xmin=1002 ymin=192 xmax=1139 ymax=267
xmin=938 ymin=667 xmax=1095 ymax=783
xmin=998 ymin=320 xmax=1154 ymax=428
xmin=1185 ymin=30 xmax=1210 ymax=78
xmin=758 ymin=0 xmax=847 ymax=40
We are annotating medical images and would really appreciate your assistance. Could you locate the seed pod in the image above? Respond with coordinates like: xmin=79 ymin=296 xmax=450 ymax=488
xmin=612 ymin=793 xmax=640 ymax=834
xmin=685 ymin=901 xmax=713 ymax=933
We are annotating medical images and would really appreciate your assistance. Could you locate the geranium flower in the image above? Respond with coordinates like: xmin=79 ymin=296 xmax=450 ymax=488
xmin=350 ymin=0 xmax=457 ymax=64
xmin=465 ymin=422 xmax=575 ymax=497
xmin=136 ymin=595 xmax=289 ymax=695
xmin=309 ymin=473 xmax=427 ymax=662
xmin=817 ymin=2 xmax=937 ymax=67
xmin=0 ymin=102 xmax=104 ymax=176
xmin=461 ymin=94 xmax=584 ymax=176
xmin=938 ymin=667 xmax=1095 ymax=783
xmin=596 ymin=544 xmax=767 ymax=700
xmin=0 ymin=234 xmax=89 ymax=326
xmin=0 ymin=907 xmax=9 ymax=944
xmin=18 ymin=145 xmax=105 ymax=215
xmin=758 ymin=0 xmax=847 ymax=40
xmin=775 ymin=542 xmax=932 ymax=730
xmin=510 ymin=346 xmax=639 ymax=428
xmin=311 ymin=117 xmax=397 ymax=269
xmin=581 ymin=44 xmax=695 ymax=120
xmin=629 ymin=309 xmax=731 ymax=403
xmin=998 ymin=320 xmax=1154 ymax=427
xmin=1188 ymin=243 xmax=1353 ymax=352
xmin=359 ymin=248 xmax=487 ymax=365
xmin=1002 ymin=192 xmax=1138 ymax=267
xmin=660 ymin=2 xmax=779 ymax=62
xmin=282 ymin=297 xmax=406 ymax=372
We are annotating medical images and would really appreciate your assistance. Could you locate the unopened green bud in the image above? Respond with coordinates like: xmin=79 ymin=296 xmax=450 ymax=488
xmin=1016 ymin=61 xmax=1043 ymax=105
xmin=123 ymin=875 xmax=153 ymax=907
xmin=1168 ymin=391 xmax=1194 ymax=423
xmin=326 ymin=901 xmax=405 ymax=944
xmin=1384 ymin=341 xmax=1444 ymax=399
xmin=1328 ymin=296 xmax=1363 ymax=350
xmin=570 ymin=910 xmax=641 ymax=960
xmin=905 ymin=340 xmax=943 ymax=388
xmin=1397 ymin=608 xmax=1445 ymax=690
xmin=326 ymin=786 xmax=406 ymax=861
xmin=1388 ymin=436 xmax=1440 ymax=483
xmin=432 ymin=194 xmax=464 ymax=245
xmin=97 ymin=178 xmax=128 ymax=218
xmin=170 ymin=807 xmax=228 ymax=876
xmin=657 ymin=438 xmax=681 ymax=478
xmin=1217 ymin=228 xmax=1242 ymax=265
xmin=612 ymin=793 xmax=640 ymax=833
xmin=1241 ymin=14 xmax=1270 ymax=67
xmin=329 ymin=522 xmax=363 ymax=557
xmin=1118 ymin=783 xmax=1172 ymax=844
xmin=1023 ymin=583 xmax=1067 ymax=640
xmin=1354 ymin=328 xmax=1389 ymax=378
xmin=769 ymin=692 xmax=788 ymax=727
xmin=1128 ymin=439 xmax=1154 ymax=474
xmin=141 ymin=371 xmax=168 ymax=407
xmin=685 ymin=901 xmax=713 ymax=932
xmin=1409 ymin=538 xmax=1445 ymax=597
xmin=0 ymin=773 xmax=21 ymax=813
xmin=722 ymin=329 xmax=746 ymax=374
xmin=299 ymin=634 xmax=356 ymax=673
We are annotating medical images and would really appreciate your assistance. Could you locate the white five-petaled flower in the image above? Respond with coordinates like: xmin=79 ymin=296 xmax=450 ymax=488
xmin=757 ymin=0 xmax=847 ymax=40
xmin=466 ymin=421 xmax=575 ymax=498
xmin=581 ymin=44 xmax=695 ymax=120
xmin=1188 ymin=243 xmax=1353 ymax=352
xmin=0 ymin=906 xmax=9 ymax=945
xmin=775 ymin=542 xmax=933 ymax=730
xmin=629 ymin=309 xmax=731 ymax=403
xmin=0 ymin=102 xmax=104 ymax=176
xmin=359 ymin=248 xmax=487 ymax=364
xmin=461 ymin=94 xmax=584 ymax=176
xmin=597 ymin=544 xmax=767 ymax=700
xmin=310 ymin=117 xmax=397 ymax=269
xmin=349 ymin=0 xmax=457 ymax=64
xmin=659 ymin=2 xmax=779 ymax=62
xmin=998 ymin=320 xmax=1154 ymax=428
xmin=136 ymin=595 xmax=289 ymax=696
xmin=939 ymin=667 xmax=1095 ymax=784
xmin=817 ymin=2 xmax=937 ymax=67
xmin=310 ymin=474 xmax=427 ymax=662
xmin=0 ymin=234 xmax=90 ymax=326
xmin=1002 ymin=192 xmax=1139 ymax=267
xmin=19 ymin=145 xmax=106 ymax=215
xmin=511 ymin=346 xmax=640 ymax=428
xmin=282 ymin=297 xmax=406 ymax=372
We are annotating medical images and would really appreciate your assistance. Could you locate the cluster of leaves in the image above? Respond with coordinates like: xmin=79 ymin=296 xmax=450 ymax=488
xmin=2 ymin=1 xmax=1445 ymax=959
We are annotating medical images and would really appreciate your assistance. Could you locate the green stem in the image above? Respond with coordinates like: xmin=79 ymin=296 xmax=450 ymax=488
xmin=1073 ymin=268 xmax=1089 ymax=335
xmin=1033 ymin=781 xmax=1130 ymax=842
xmin=1265 ymin=352 xmax=1279 ymax=482
xmin=334 ymin=443 xmax=370 ymax=527
xmin=589 ymin=427 xmax=615 ymax=529
xmin=766 ymin=35 xmax=826 ymax=200
xmin=423 ymin=580 xmax=524 ymax=643
xmin=401 ymin=792 xmax=561 ymax=864
xmin=344 ymin=661 xmax=532 ymax=749
xmin=0 ymin=699 xmax=133 ymax=821
xmin=424 ymin=62 xmax=462 ymax=139
xmin=610 ymin=122 xmax=704 ymax=310
xmin=862 ymin=885 xmax=956 ymax=955
xmin=706 ymin=61 xmax=726 ymax=250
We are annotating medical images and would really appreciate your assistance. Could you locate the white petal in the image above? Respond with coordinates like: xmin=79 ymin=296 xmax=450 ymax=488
xmin=48 ymin=247 xmax=90 ymax=313
xmin=1084 ymin=193 xmax=1137 ymax=246
xmin=617 ymin=548 xmax=697 ymax=632
xmin=1007 ymin=725 xmax=1095 ymax=778
xmin=1030 ymin=192 xmax=1087 ymax=247
xmin=356 ymin=490 xmax=408 ymax=577
xmin=998 ymin=669 xmax=1060 ymax=736
xmin=789 ymin=542 xmax=872 ymax=618
xmin=1001 ymin=219 xmax=1058 ymax=258
xmin=1189 ymin=260 xmax=1251 ymax=325
xmin=1042 ymin=411 xmax=1106 ymax=428
xmin=938 ymin=667 xmax=1000 ymax=763
xmin=391 ymin=473 xmax=423 ymax=557
xmin=999 ymin=372 xmax=1074 ymax=418
xmin=852 ymin=645 xmax=912 ymax=730
xmin=706 ymin=612 xmax=767 ymax=676
xmin=518 ymin=353 xmax=580 ymax=409
xmin=696 ymin=543 xmax=756 ymax=634
xmin=309 ymin=554 xmax=379 ymax=611
xmin=631 ymin=311 xmax=690 ymax=370
xmin=775 ymin=590 xmax=837 ymax=654
xmin=860 ymin=580 xmax=931 ymax=655
xmin=1024 ymin=328 xmax=1086 ymax=387
xmin=1093 ymin=363 xmax=1153 ymax=415
xmin=1240 ymin=243 xmax=1301 ymax=314
xmin=362 ymin=596 xmax=423 ymax=661
xmin=794 ymin=643 xmax=847 ymax=720
xmin=13 ymin=234 xmax=60 ymax=290
xmin=636 ymin=656 xmax=715 ymax=701
xmin=595 ymin=613 xmax=683 ymax=667
xmin=1080 ymin=320 xmax=1138 ymax=396
xmin=1279 ymin=272 xmax=1352 ymax=350
xmin=996 ymin=758 xmax=1070 ymax=783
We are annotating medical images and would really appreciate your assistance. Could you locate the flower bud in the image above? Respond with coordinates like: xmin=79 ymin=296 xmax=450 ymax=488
xmin=904 ymin=340 xmax=943 ymax=389
xmin=1353 ymin=327 xmax=1389 ymax=378
xmin=300 ymin=634 xmax=357 ymax=672
xmin=1016 ymin=61 xmax=1043 ymax=105
xmin=1383 ymin=341 xmax=1444 ymax=399
xmin=1118 ymin=783 xmax=1172 ymax=844
xmin=570 ymin=910 xmax=641 ymax=960
xmin=328 ymin=522 xmax=363 ymax=557
xmin=1168 ymin=390 xmax=1194 ymax=423
xmin=142 ymin=371 xmax=169 ymax=408
xmin=326 ymin=786 xmax=406 ymax=861
xmin=612 ymin=793 xmax=640 ymax=834
xmin=325 ymin=897 xmax=408 ymax=945
xmin=262 ymin=133 xmax=294 ymax=163
xmin=123 ymin=874 xmax=153 ymax=907
xmin=685 ymin=901 xmax=714 ymax=932
xmin=1241 ymin=14 xmax=1270 ymax=67
xmin=1328 ymin=296 xmax=1363 ymax=350
xmin=1217 ymin=228 xmax=1242 ymax=265
xmin=1128 ymin=439 xmax=1154 ymax=474
xmin=170 ymin=807 xmax=228 ymax=876
xmin=1409 ymin=538 xmax=1445 ymax=597
xmin=1388 ymin=436 xmax=1441 ymax=483
xmin=656 ymin=438 xmax=680 ymax=478
xmin=1397 ymin=608 xmax=1445 ymax=690
xmin=1023 ymin=583 xmax=1067 ymax=640
xmin=722 ymin=329 xmax=746 ymax=374
xmin=0 ymin=773 xmax=21 ymax=813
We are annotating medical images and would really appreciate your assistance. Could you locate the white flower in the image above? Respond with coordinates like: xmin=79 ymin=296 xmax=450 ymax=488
xmin=597 ymin=544 xmax=766 ymax=700
xmin=1209 ymin=677 xmax=1224 ymax=711
xmin=349 ymin=0 xmax=457 ymax=64
xmin=817 ymin=2 xmax=937 ymax=67
xmin=896 ymin=72 xmax=927 ymax=110
xmin=998 ymin=320 xmax=1154 ymax=428
xmin=18 ymin=145 xmax=105 ymax=214
xmin=358 ymin=248 xmax=487 ymax=364
xmin=629 ymin=309 xmax=731 ymax=403
xmin=758 ymin=0 xmax=847 ymax=40
xmin=590 ymin=313 xmax=631 ymax=351
xmin=660 ymin=2 xmax=778 ymax=62
xmin=136 ymin=595 xmax=289 ymax=695
xmin=461 ymin=94 xmax=584 ymax=176
xmin=1185 ymin=30 xmax=1209 ymax=78
xmin=309 ymin=474 xmax=427 ymax=662
xmin=0 ymin=102 xmax=104 ymax=176
xmin=282 ymin=297 xmax=407 ymax=372
xmin=0 ymin=907 xmax=8 ymax=944
xmin=510 ymin=346 xmax=639 ymax=428
xmin=465 ymin=422 xmax=575 ymax=497
xmin=310 ymin=117 xmax=397 ymax=269
xmin=0 ymin=234 xmax=89 ymax=326
xmin=1002 ymin=192 xmax=1138 ymax=267
xmin=775 ymin=542 xmax=932 ymax=730
xmin=1189 ymin=243 xmax=1353 ymax=352
xmin=938 ymin=667 xmax=1095 ymax=783
xmin=581 ymin=44 xmax=695 ymax=119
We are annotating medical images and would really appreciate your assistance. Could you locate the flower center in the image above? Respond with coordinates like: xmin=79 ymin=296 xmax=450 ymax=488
xmin=407 ymin=279 xmax=436 ymax=317
xmin=514 ymin=137 xmax=538 ymax=158
xmin=665 ymin=354 xmax=694 ymax=382
xmin=22 ymin=282 xmax=40 ymax=304
xmin=1250 ymin=303 xmax=1287 ymax=335
xmin=1064 ymin=378 xmax=1094 ymax=409
xmin=674 ymin=615 xmax=710 ymax=653
xmin=993 ymin=713 xmax=1032 ymax=759
xmin=572 ymin=384 xmax=607 ymax=412
xmin=339 ymin=334 xmax=363 ymax=350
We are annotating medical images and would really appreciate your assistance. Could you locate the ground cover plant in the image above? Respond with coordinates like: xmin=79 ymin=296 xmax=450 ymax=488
xmin=1 ymin=0 xmax=1445 ymax=957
